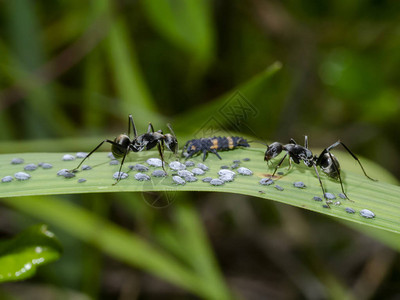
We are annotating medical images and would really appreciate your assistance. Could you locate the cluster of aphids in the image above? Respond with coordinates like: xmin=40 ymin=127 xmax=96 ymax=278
xmin=67 ymin=114 xmax=376 ymax=206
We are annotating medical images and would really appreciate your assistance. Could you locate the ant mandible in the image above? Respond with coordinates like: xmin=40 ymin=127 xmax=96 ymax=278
xmin=71 ymin=114 xmax=178 ymax=184
xmin=264 ymin=136 xmax=377 ymax=202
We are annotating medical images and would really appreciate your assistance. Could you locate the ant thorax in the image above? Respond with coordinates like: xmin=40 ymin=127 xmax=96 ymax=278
xmin=133 ymin=133 xmax=158 ymax=151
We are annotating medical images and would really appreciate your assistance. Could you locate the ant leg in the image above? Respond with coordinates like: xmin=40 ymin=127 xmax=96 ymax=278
xmin=113 ymin=147 xmax=130 ymax=185
xmin=286 ymin=157 xmax=292 ymax=171
xmin=156 ymin=141 xmax=167 ymax=172
xmin=312 ymin=164 xmax=330 ymax=208
xmin=210 ymin=149 xmax=222 ymax=160
xmin=289 ymin=138 xmax=297 ymax=144
xmin=304 ymin=135 xmax=309 ymax=148
xmin=128 ymin=115 xmax=138 ymax=138
xmin=71 ymin=139 xmax=122 ymax=172
xmin=167 ymin=123 xmax=176 ymax=138
xmin=327 ymin=152 xmax=353 ymax=202
xmin=148 ymin=123 xmax=155 ymax=133
xmin=326 ymin=141 xmax=377 ymax=181
xmin=269 ymin=152 xmax=288 ymax=178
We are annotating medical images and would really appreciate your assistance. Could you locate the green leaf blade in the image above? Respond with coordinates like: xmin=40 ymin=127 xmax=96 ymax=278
xmin=0 ymin=224 xmax=62 ymax=283
xmin=0 ymin=149 xmax=399 ymax=236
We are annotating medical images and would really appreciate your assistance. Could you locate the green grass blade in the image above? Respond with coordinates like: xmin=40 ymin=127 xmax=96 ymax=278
xmin=1 ymin=196 xmax=227 ymax=299
xmin=0 ymin=148 xmax=399 ymax=236
xmin=141 ymin=0 xmax=214 ymax=64
xmin=105 ymin=5 xmax=160 ymax=123
xmin=172 ymin=62 xmax=282 ymax=134
xmin=0 ymin=224 xmax=62 ymax=283
xmin=83 ymin=49 xmax=105 ymax=132
xmin=171 ymin=200 xmax=232 ymax=299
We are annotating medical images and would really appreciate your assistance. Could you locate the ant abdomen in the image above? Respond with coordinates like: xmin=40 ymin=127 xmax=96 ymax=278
xmin=112 ymin=134 xmax=131 ymax=158
xmin=319 ymin=153 xmax=341 ymax=179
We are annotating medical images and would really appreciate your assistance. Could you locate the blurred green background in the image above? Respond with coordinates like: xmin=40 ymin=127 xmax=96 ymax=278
xmin=1 ymin=0 xmax=400 ymax=299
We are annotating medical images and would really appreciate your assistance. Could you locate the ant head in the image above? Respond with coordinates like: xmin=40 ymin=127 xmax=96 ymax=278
xmin=164 ymin=134 xmax=178 ymax=154
xmin=264 ymin=142 xmax=283 ymax=162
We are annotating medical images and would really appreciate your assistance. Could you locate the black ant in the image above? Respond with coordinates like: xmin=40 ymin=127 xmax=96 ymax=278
xmin=264 ymin=136 xmax=376 ymax=203
xmin=71 ymin=114 xmax=178 ymax=184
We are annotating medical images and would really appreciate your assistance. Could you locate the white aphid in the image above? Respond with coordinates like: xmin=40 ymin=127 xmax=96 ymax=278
xmin=57 ymin=169 xmax=70 ymax=176
xmin=237 ymin=167 xmax=253 ymax=176
xmin=210 ymin=178 xmax=224 ymax=186
xmin=135 ymin=173 xmax=151 ymax=181
xmin=191 ymin=168 xmax=205 ymax=176
xmin=360 ymin=209 xmax=375 ymax=219
xmin=41 ymin=163 xmax=53 ymax=169
xmin=259 ymin=178 xmax=274 ymax=185
xmin=218 ymin=169 xmax=236 ymax=177
xmin=62 ymin=154 xmax=75 ymax=161
xmin=219 ymin=174 xmax=234 ymax=182
xmin=313 ymin=196 xmax=323 ymax=202
xmin=345 ymin=207 xmax=356 ymax=214
xmin=184 ymin=161 xmax=195 ymax=167
xmin=113 ymin=172 xmax=128 ymax=180
xmin=197 ymin=163 xmax=209 ymax=171
xmin=184 ymin=175 xmax=198 ymax=182
xmin=172 ymin=176 xmax=186 ymax=185
xmin=24 ymin=163 xmax=38 ymax=171
xmin=324 ymin=192 xmax=336 ymax=200
xmin=293 ymin=181 xmax=306 ymax=188
xmin=146 ymin=158 xmax=163 ymax=167
xmin=202 ymin=177 xmax=213 ymax=182
xmin=63 ymin=172 xmax=76 ymax=178
xmin=169 ymin=161 xmax=186 ymax=171
xmin=177 ymin=170 xmax=193 ymax=177
xmin=2 ymin=176 xmax=13 ymax=183
xmin=11 ymin=158 xmax=24 ymax=164
xmin=14 ymin=172 xmax=31 ymax=181
xmin=76 ymin=152 xmax=88 ymax=158
xmin=130 ymin=164 xmax=149 ymax=172
xmin=152 ymin=170 xmax=167 ymax=177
